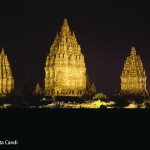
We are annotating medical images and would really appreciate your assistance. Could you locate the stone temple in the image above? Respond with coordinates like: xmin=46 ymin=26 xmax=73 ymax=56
xmin=120 ymin=47 xmax=148 ymax=95
xmin=33 ymin=83 xmax=42 ymax=96
xmin=44 ymin=19 xmax=92 ymax=97
xmin=0 ymin=47 xmax=14 ymax=97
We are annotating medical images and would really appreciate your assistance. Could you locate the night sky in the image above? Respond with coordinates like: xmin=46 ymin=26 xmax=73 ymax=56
xmin=1 ymin=0 xmax=150 ymax=97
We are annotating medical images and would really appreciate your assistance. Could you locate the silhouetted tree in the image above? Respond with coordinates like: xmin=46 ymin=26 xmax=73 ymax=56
xmin=23 ymin=73 xmax=34 ymax=102
xmin=93 ymin=93 xmax=110 ymax=102
xmin=112 ymin=94 xmax=130 ymax=108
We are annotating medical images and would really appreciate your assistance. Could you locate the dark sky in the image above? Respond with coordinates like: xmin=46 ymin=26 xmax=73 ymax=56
xmin=1 ymin=0 xmax=150 ymax=97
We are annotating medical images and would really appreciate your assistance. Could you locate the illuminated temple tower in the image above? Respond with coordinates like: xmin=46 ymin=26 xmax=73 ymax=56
xmin=44 ymin=19 xmax=87 ymax=96
xmin=120 ymin=47 xmax=148 ymax=95
xmin=0 ymin=47 xmax=14 ymax=96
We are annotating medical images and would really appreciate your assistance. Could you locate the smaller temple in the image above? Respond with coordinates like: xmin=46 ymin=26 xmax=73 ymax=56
xmin=91 ymin=82 xmax=96 ymax=95
xmin=85 ymin=73 xmax=96 ymax=96
xmin=120 ymin=47 xmax=148 ymax=95
xmin=33 ymin=83 xmax=42 ymax=96
xmin=0 ymin=47 xmax=14 ymax=97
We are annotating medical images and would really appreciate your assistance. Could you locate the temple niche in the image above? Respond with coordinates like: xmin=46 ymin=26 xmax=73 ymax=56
xmin=44 ymin=19 xmax=89 ymax=97
xmin=120 ymin=47 xmax=148 ymax=95
xmin=0 ymin=47 xmax=14 ymax=97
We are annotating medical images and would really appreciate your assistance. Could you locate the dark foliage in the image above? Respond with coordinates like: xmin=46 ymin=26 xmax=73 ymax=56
xmin=100 ymin=105 xmax=107 ymax=108
xmin=112 ymin=94 xmax=131 ymax=108
xmin=55 ymin=96 xmax=84 ymax=103
xmin=112 ymin=93 xmax=149 ymax=108
xmin=145 ymin=102 xmax=150 ymax=108
xmin=23 ymin=73 xmax=34 ymax=102
xmin=0 ymin=94 xmax=22 ymax=107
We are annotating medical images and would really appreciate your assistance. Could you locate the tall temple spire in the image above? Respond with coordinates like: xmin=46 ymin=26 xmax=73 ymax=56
xmin=130 ymin=46 xmax=136 ymax=56
xmin=120 ymin=47 xmax=148 ymax=95
xmin=0 ymin=48 xmax=14 ymax=96
xmin=44 ymin=19 xmax=87 ymax=97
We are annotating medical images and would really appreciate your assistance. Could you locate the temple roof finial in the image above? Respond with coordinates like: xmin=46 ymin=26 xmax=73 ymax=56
xmin=63 ymin=18 xmax=68 ymax=26
xmin=61 ymin=18 xmax=70 ymax=33
xmin=130 ymin=46 xmax=136 ymax=56
xmin=1 ymin=47 xmax=5 ymax=55
xmin=72 ymin=31 xmax=75 ymax=37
